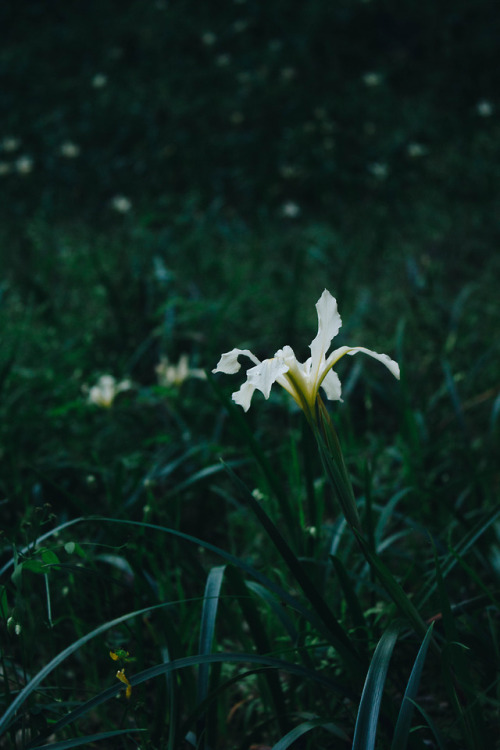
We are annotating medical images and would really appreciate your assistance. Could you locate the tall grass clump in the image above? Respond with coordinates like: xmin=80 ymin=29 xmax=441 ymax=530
xmin=1 ymin=271 xmax=498 ymax=749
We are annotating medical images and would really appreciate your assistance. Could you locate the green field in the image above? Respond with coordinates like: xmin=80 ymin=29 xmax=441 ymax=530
xmin=1 ymin=1 xmax=499 ymax=748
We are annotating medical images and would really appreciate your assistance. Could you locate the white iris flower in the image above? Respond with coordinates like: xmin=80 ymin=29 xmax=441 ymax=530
xmin=213 ymin=290 xmax=399 ymax=419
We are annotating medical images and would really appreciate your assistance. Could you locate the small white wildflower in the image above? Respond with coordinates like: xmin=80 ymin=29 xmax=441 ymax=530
xmin=368 ymin=162 xmax=388 ymax=179
xmin=233 ymin=19 xmax=249 ymax=32
xmin=15 ymin=156 xmax=34 ymax=174
xmin=156 ymin=355 xmax=206 ymax=387
xmin=281 ymin=201 xmax=301 ymax=218
xmin=201 ymin=31 xmax=217 ymax=46
xmin=1 ymin=137 xmax=21 ymax=153
xmin=476 ymin=100 xmax=494 ymax=117
xmin=281 ymin=67 xmax=296 ymax=81
xmin=230 ymin=111 xmax=244 ymax=124
xmin=237 ymin=71 xmax=252 ymax=84
xmin=307 ymin=526 xmax=317 ymax=538
xmin=252 ymin=488 xmax=265 ymax=501
xmin=313 ymin=107 xmax=327 ymax=120
xmin=215 ymin=53 xmax=231 ymax=67
xmin=60 ymin=141 xmax=81 ymax=158
xmin=363 ymin=72 xmax=383 ymax=87
xmin=111 ymin=195 xmax=132 ymax=213
xmin=15 ymin=623 xmax=21 ymax=636
xmin=92 ymin=73 xmax=108 ymax=88
xmin=88 ymin=375 xmax=132 ymax=408
xmin=268 ymin=39 xmax=283 ymax=52
xmin=279 ymin=164 xmax=299 ymax=179
xmin=407 ymin=142 xmax=428 ymax=158
xmin=0 ymin=162 xmax=11 ymax=175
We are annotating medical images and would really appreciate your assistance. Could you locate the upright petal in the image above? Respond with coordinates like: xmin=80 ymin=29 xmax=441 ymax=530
xmin=309 ymin=290 xmax=342 ymax=375
xmin=212 ymin=348 xmax=260 ymax=374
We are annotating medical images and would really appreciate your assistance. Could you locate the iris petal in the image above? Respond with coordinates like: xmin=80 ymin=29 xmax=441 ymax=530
xmin=212 ymin=348 xmax=260 ymax=374
xmin=309 ymin=290 xmax=342 ymax=377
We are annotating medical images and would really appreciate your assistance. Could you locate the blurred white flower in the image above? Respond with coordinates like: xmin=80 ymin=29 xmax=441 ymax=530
xmin=88 ymin=375 xmax=132 ymax=408
xmin=201 ymin=31 xmax=217 ymax=46
xmin=363 ymin=72 xmax=383 ymax=87
xmin=111 ymin=195 xmax=132 ymax=213
xmin=367 ymin=162 xmax=388 ymax=179
xmin=281 ymin=201 xmax=301 ymax=218
xmin=407 ymin=142 xmax=428 ymax=158
xmin=60 ymin=141 xmax=81 ymax=158
xmin=476 ymin=100 xmax=494 ymax=117
xmin=281 ymin=67 xmax=296 ymax=81
xmin=1 ymin=137 xmax=21 ymax=153
xmin=216 ymin=53 xmax=231 ymax=67
xmin=268 ymin=39 xmax=283 ymax=52
xmin=156 ymin=355 xmax=206 ymax=387
xmin=92 ymin=73 xmax=108 ymax=88
xmin=233 ymin=19 xmax=249 ymax=32
xmin=279 ymin=164 xmax=300 ymax=179
xmin=0 ymin=162 xmax=11 ymax=175
xmin=15 ymin=156 xmax=34 ymax=174
xmin=213 ymin=289 xmax=399 ymax=418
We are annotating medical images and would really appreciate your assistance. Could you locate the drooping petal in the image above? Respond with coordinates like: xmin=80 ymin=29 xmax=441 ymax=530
xmin=325 ymin=345 xmax=400 ymax=380
xmin=212 ymin=348 xmax=260 ymax=374
xmin=246 ymin=357 xmax=290 ymax=399
xmin=320 ymin=368 xmax=343 ymax=401
xmin=309 ymin=290 xmax=342 ymax=377
xmin=233 ymin=380 xmax=257 ymax=412
xmin=345 ymin=347 xmax=400 ymax=379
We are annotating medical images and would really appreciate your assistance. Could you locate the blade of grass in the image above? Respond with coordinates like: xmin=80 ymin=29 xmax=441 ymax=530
xmin=352 ymin=623 xmax=400 ymax=750
xmin=197 ymin=565 xmax=226 ymax=749
xmin=391 ymin=623 xmax=434 ymax=750
xmin=271 ymin=717 xmax=351 ymax=749
xmin=29 ymin=729 xmax=146 ymax=750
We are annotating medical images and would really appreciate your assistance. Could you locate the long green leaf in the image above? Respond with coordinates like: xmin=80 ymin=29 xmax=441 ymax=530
xmin=196 ymin=565 xmax=226 ymax=749
xmin=391 ymin=623 xmax=434 ymax=750
xmin=352 ymin=624 xmax=399 ymax=750
xmin=197 ymin=566 xmax=226 ymax=705
xmin=30 ymin=729 xmax=145 ymax=750
xmin=271 ymin=718 xmax=350 ymax=749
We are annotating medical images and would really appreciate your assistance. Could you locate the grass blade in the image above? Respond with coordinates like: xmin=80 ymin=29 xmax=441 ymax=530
xmin=391 ymin=623 xmax=434 ymax=750
xmin=29 ymin=729 xmax=146 ymax=750
xmin=352 ymin=623 xmax=399 ymax=750
xmin=271 ymin=717 xmax=350 ymax=749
